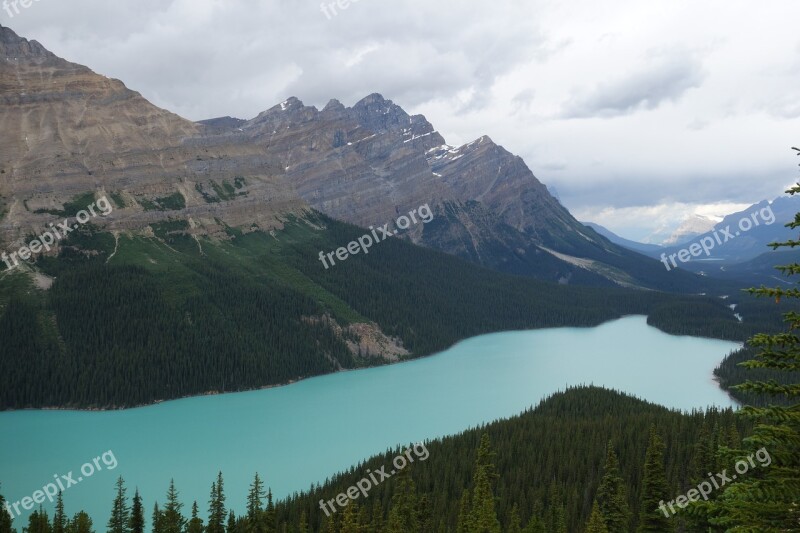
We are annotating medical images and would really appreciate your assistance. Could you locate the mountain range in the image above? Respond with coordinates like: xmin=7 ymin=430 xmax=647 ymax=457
xmin=0 ymin=24 xmax=716 ymax=292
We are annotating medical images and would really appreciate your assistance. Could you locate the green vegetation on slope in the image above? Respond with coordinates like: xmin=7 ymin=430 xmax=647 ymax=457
xmin=0 ymin=213 xmax=751 ymax=409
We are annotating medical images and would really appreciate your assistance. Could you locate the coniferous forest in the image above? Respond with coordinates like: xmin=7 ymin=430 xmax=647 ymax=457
xmin=0 ymin=213 xmax=777 ymax=410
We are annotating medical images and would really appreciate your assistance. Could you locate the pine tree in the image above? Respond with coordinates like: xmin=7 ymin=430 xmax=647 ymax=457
xmin=507 ymin=505 xmax=522 ymax=533
xmin=53 ymin=493 xmax=66 ymax=533
xmin=0 ymin=490 xmax=12 ymax=533
xmin=206 ymin=474 xmax=226 ymax=533
xmin=187 ymin=503 xmax=204 ymax=533
xmin=263 ymin=490 xmax=274 ymax=533
xmin=467 ymin=434 xmax=501 ymax=533
xmin=245 ymin=475 xmax=264 ymax=533
xmin=67 ymin=512 xmax=93 ymax=533
xmin=129 ymin=490 xmax=144 ymax=533
xmin=339 ymin=502 xmax=360 ymax=533
xmin=637 ymin=427 xmax=671 ymax=532
xmin=691 ymin=423 xmax=714 ymax=483
xmin=151 ymin=504 xmax=163 ymax=533
xmin=297 ymin=512 xmax=309 ymax=533
xmin=416 ymin=494 xmax=432 ymax=532
xmin=161 ymin=481 xmax=185 ymax=533
xmin=107 ymin=477 xmax=130 ymax=533
xmin=385 ymin=468 xmax=419 ymax=533
xmin=586 ymin=501 xmax=610 ymax=533
xmin=27 ymin=509 xmax=52 ymax=533
xmin=456 ymin=491 xmax=471 ymax=533
xmin=596 ymin=441 xmax=631 ymax=532
xmin=226 ymin=513 xmax=236 ymax=533
xmin=707 ymin=174 xmax=800 ymax=531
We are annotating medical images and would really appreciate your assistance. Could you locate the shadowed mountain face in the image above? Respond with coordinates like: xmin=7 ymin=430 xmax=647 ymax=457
xmin=0 ymin=24 xmax=715 ymax=291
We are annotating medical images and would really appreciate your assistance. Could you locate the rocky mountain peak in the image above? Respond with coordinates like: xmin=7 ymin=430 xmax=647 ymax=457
xmin=0 ymin=24 xmax=55 ymax=62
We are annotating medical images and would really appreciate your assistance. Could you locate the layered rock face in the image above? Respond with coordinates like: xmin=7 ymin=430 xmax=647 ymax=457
xmin=1 ymin=24 xmax=662 ymax=287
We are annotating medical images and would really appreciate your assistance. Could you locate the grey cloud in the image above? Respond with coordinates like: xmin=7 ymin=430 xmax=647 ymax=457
xmin=563 ymin=53 xmax=705 ymax=119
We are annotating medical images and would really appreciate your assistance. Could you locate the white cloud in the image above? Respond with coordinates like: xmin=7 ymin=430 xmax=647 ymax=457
xmin=5 ymin=0 xmax=800 ymax=235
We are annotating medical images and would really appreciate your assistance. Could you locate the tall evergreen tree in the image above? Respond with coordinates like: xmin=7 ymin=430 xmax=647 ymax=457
xmin=129 ymin=490 xmax=144 ymax=533
xmin=596 ymin=441 xmax=631 ymax=532
xmin=0 ymin=490 xmax=12 ymax=533
xmin=26 ymin=509 xmax=51 ymax=533
xmin=262 ymin=489 xmax=274 ymax=533
xmin=107 ymin=477 xmax=130 ymax=533
xmin=297 ymin=512 xmax=309 ymax=533
xmin=338 ymin=502 xmax=360 ymax=533
xmin=186 ymin=503 xmax=203 ymax=533
xmin=385 ymin=468 xmax=419 ymax=533
xmin=67 ymin=513 xmax=93 ymax=533
xmin=161 ymin=481 xmax=185 ymax=533
xmin=206 ymin=475 xmax=226 ymax=533
xmin=456 ymin=491 xmax=471 ymax=533
xmin=53 ymin=493 xmax=66 ymax=533
xmin=151 ymin=504 xmax=163 ymax=533
xmin=467 ymin=434 xmax=501 ymax=533
xmin=507 ymin=505 xmax=522 ymax=533
xmin=637 ymin=427 xmax=671 ymax=532
xmin=707 ymin=175 xmax=800 ymax=531
xmin=245 ymin=474 xmax=264 ymax=533
xmin=586 ymin=501 xmax=610 ymax=533
xmin=225 ymin=513 xmax=236 ymax=533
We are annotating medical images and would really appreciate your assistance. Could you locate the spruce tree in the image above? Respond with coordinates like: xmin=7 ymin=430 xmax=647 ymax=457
xmin=151 ymin=504 xmax=162 ymax=533
xmin=586 ymin=501 xmax=610 ymax=533
xmin=129 ymin=490 xmax=144 ymax=533
xmin=27 ymin=509 xmax=51 ymax=533
xmin=245 ymin=475 xmax=264 ymax=533
xmin=338 ymin=502 xmax=360 ymax=533
xmin=225 ymin=513 xmax=236 ymax=533
xmin=707 ymin=175 xmax=800 ymax=531
xmin=206 ymin=474 xmax=226 ymax=533
xmin=262 ymin=490 xmax=274 ymax=533
xmin=161 ymin=481 xmax=185 ymax=533
xmin=466 ymin=434 xmax=501 ymax=533
xmin=385 ymin=468 xmax=419 ymax=533
xmin=0 ymin=490 xmax=12 ymax=533
xmin=67 ymin=512 xmax=93 ymax=533
xmin=456 ymin=491 xmax=471 ymax=533
xmin=107 ymin=477 xmax=130 ymax=533
xmin=186 ymin=503 xmax=203 ymax=533
xmin=507 ymin=505 xmax=522 ymax=533
xmin=596 ymin=441 xmax=631 ymax=532
xmin=297 ymin=512 xmax=309 ymax=533
xmin=637 ymin=427 xmax=671 ymax=532
xmin=53 ymin=493 xmax=66 ymax=533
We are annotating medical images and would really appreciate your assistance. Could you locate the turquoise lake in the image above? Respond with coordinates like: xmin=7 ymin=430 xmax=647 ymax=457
xmin=0 ymin=316 xmax=740 ymax=524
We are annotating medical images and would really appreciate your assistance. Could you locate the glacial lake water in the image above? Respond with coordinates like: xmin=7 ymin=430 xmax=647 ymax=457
xmin=0 ymin=316 xmax=740 ymax=524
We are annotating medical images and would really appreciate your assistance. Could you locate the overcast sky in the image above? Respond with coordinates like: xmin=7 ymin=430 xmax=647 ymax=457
xmin=4 ymin=0 xmax=799 ymax=242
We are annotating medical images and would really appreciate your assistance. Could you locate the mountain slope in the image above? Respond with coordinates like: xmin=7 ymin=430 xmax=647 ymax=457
xmin=583 ymin=222 xmax=663 ymax=254
xmin=0 ymin=25 xmax=724 ymax=292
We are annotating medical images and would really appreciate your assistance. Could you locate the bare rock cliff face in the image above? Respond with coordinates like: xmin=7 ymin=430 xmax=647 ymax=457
xmin=2 ymin=25 xmax=673 ymax=288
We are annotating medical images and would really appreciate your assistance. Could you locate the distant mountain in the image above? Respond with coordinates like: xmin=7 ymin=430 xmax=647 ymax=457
xmin=0 ymin=24 xmax=719 ymax=292
xmin=583 ymin=222 xmax=663 ymax=254
xmin=660 ymin=214 xmax=720 ymax=246
xmin=644 ymin=196 xmax=800 ymax=266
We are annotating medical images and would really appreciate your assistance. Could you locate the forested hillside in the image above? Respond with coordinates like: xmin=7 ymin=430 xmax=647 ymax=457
xmin=0 ymin=387 xmax=755 ymax=533
xmin=0 ymin=213 xmax=750 ymax=410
